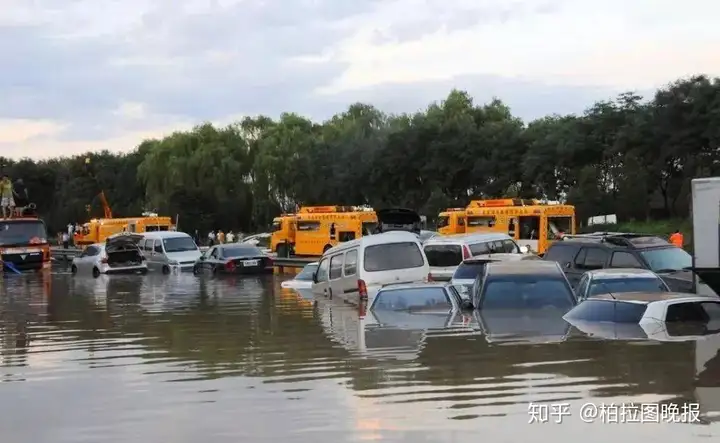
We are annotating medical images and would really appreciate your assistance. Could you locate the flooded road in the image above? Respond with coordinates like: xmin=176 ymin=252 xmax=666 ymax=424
xmin=1 ymin=269 xmax=720 ymax=442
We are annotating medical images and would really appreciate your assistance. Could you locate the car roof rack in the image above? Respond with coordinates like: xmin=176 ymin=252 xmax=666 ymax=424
xmin=561 ymin=232 xmax=664 ymax=247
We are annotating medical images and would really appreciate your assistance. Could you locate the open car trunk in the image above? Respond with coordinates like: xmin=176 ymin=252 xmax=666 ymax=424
xmin=376 ymin=208 xmax=421 ymax=234
xmin=106 ymin=234 xmax=144 ymax=267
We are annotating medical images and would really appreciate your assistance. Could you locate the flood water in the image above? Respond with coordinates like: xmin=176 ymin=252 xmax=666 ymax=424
xmin=1 ymin=267 xmax=720 ymax=442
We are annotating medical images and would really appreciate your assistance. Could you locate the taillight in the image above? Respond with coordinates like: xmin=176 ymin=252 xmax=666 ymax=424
xmin=358 ymin=279 xmax=368 ymax=300
xmin=225 ymin=260 xmax=236 ymax=271
xmin=462 ymin=245 xmax=471 ymax=260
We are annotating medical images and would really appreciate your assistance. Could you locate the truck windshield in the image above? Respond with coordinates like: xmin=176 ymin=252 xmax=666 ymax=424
xmin=0 ymin=220 xmax=48 ymax=246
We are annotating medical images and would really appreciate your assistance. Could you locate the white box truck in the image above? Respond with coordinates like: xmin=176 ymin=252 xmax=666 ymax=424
xmin=692 ymin=177 xmax=720 ymax=297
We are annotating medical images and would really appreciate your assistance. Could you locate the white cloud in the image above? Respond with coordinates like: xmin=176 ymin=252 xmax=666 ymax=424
xmin=2 ymin=0 xmax=720 ymax=160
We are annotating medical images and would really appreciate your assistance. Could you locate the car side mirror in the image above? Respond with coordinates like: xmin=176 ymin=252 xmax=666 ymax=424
xmin=564 ymin=262 xmax=572 ymax=268
xmin=460 ymin=299 xmax=474 ymax=311
xmin=200 ymin=256 xmax=205 ymax=261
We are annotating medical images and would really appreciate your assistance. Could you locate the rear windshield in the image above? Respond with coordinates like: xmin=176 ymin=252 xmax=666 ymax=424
xmin=372 ymin=287 xmax=450 ymax=311
xmin=480 ymin=276 xmax=575 ymax=310
xmin=364 ymin=242 xmax=425 ymax=272
xmin=588 ymin=277 xmax=668 ymax=297
xmin=223 ymin=246 xmax=262 ymax=257
xmin=564 ymin=300 xmax=648 ymax=323
xmin=424 ymin=244 xmax=462 ymax=267
xmin=454 ymin=261 xmax=491 ymax=280
xmin=162 ymin=237 xmax=198 ymax=252
xmin=0 ymin=220 xmax=48 ymax=246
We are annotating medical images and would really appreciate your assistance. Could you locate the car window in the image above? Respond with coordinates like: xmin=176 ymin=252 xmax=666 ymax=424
xmin=666 ymin=301 xmax=720 ymax=322
xmin=153 ymin=240 xmax=163 ymax=253
xmin=588 ymin=277 xmax=669 ymax=296
xmin=372 ymin=287 xmax=451 ymax=311
xmin=576 ymin=247 xmax=607 ymax=270
xmin=480 ymin=277 xmax=575 ymax=309
xmin=329 ymin=254 xmax=343 ymax=280
xmin=210 ymin=247 xmax=219 ymax=258
xmin=564 ymin=300 xmax=648 ymax=323
xmin=344 ymin=250 xmax=358 ymax=276
xmin=453 ymin=261 xmax=492 ymax=280
xmin=469 ymin=242 xmax=490 ymax=255
xmin=84 ymin=246 xmax=98 ymax=256
xmin=502 ymin=239 xmax=520 ymax=253
xmin=576 ymin=275 xmax=589 ymax=299
xmin=316 ymin=258 xmax=330 ymax=283
xmin=640 ymin=247 xmax=692 ymax=273
xmin=543 ymin=244 xmax=579 ymax=264
xmin=610 ymin=252 xmax=643 ymax=268
xmin=296 ymin=264 xmax=319 ymax=281
xmin=424 ymin=244 xmax=463 ymax=267
xmin=364 ymin=242 xmax=425 ymax=272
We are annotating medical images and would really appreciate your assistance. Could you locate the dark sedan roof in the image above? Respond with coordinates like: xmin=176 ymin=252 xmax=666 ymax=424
xmin=485 ymin=260 xmax=562 ymax=277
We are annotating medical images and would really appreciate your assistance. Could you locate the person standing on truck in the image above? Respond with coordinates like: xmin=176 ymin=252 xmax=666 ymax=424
xmin=669 ymin=229 xmax=684 ymax=248
xmin=1 ymin=175 xmax=15 ymax=219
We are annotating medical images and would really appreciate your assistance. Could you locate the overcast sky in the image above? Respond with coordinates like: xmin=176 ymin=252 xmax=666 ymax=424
xmin=2 ymin=0 xmax=719 ymax=161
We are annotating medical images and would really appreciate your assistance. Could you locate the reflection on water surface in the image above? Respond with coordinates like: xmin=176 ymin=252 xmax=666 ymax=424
xmin=1 ymin=270 xmax=719 ymax=442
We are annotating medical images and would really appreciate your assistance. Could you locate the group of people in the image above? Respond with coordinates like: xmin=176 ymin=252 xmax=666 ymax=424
xmin=204 ymin=230 xmax=238 ymax=246
xmin=0 ymin=175 xmax=29 ymax=219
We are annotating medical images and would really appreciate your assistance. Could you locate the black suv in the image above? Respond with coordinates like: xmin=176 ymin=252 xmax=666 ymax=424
xmin=541 ymin=232 xmax=693 ymax=292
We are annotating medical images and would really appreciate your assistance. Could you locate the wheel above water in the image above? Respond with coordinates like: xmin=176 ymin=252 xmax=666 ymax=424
xmin=162 ymin=265 xmax=170 ymax=275
xmin=92 ymin=267 xmax=100 ymax=278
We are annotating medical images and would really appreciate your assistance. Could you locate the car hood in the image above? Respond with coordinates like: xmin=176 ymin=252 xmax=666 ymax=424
xmin=167 ymin=250 xmax=202 ymax=262
xmin=659 ymin=270 xmax=694 ymax=292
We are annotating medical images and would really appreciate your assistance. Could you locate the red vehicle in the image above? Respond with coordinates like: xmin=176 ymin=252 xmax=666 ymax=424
xmin=1 ymin=216 xmax=51 ymax=271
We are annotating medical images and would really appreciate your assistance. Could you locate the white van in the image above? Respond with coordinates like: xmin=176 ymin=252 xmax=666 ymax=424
xmin=423 ymin=232 xmax=525 ymax=281
xmin=311 ymin=231 xmax=430 ymax=306
xmin=138 ymin=231 xmax=202 ymax=274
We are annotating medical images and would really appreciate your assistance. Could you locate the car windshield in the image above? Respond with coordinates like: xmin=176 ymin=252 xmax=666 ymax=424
xmin=0 ymin=220 xmax=48 ymax=246
xmin=640 ymin=247 xmax=691 ymax=272
xmin=363 ymin=242 xmax=425 ymax=272
xmin=589 ymin=277 xmax=668 ymax=296
xmin=271 ymin=221 xmax=282 ymax=232
xmin=454 ymin=261 xmax=492 ymax=280
xmin=480 ymin=276 xmax=575 ymax=310
xmin=424 ymin=244 xmax=462 ymax=267
xmin=223 ymin=246 xmax=262 ymax=257
xmin=296 ymin=264 xmax=319 ymax=281
xmin=372 ymin=287 xmax=451 ymax=311
xmin=162 ymin=237 xmax=197 ymax=252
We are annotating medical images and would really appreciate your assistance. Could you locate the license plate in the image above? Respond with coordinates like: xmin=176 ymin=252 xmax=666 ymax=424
xmin=243 ymin=260 xmax=259 ymax=266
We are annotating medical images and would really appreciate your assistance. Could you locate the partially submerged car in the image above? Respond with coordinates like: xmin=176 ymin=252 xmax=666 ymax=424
xmin=451 ymin=253 xmax=541 ymax=296
xmin=469 ymin=261 xmax=577 ymax=311
xmin=193 ymin=244 xmax=274 ymax=275
xmin=281 ymin=262 xmax=319 ymax=289
xmin=575 ymin=268 xmax=670 ymax=301
xmin=563 ymin=292 xmax=720 ymax=331
xmin=369 ymin=282 xmax=466 ymax=313
xmin=71 ymin=233 xmax=147 ymax=278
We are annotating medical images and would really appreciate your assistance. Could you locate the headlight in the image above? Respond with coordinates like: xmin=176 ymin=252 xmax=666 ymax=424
xmin=168 ymin=260 xmax=178 ymax=265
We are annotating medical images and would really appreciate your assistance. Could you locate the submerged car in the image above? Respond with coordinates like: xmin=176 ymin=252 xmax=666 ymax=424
xmin=451 ymin=253 xmax=541 ymax=296
xmin=71 ymin=233 xmax=147 ymax=278
xmin=575 ymin=268 xmax=670 ymax=301
xmin=193 ymin=244 xmax=274 ymax=275
xmin=470 ymin=261 xmax=577 ymax=310
xmin=563 ymin=292 xmax=720 ymax=328
xmin=369 ymin=282 xmax=467 ymax=313
xmin=280 ymin=262 xmax=319 ymax=289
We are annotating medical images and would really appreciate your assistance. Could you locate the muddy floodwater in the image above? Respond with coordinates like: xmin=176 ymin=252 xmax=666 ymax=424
xmin=1 ymin=267 xmax=720 ymax=442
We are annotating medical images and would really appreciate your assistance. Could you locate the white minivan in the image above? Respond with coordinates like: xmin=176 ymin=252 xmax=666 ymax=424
xmin=311 ymin=231 xmax=430 ymax=306
xmin=138 ymin=231 xmax=202 ymax=274
xmin=423 ymin=232 xmax=526 ymax=281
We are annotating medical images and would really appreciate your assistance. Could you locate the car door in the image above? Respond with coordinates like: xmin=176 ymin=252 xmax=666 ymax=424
xmin=79 ymin=246 xmax=99 ymax=273
xmin=327 ymin=253 xmax=345 ymax=299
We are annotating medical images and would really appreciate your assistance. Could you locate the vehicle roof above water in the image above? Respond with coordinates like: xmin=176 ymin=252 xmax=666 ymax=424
xmin=485 ymin=260 xmax=562 ymax=277
xmin=462 ymin=253 xmax=536 ymax=264
xmin=141 ymin=231 xmax=192 ymax=239
xmin=322 ymin=231 xmax=421 ymax=256
xmin=424 ymin=232 xmax=513 ymax=246
xmin=589 ymin=292 xmax=713 ymax=303
xmin=586 ymin=268 xmax=660 ymax=279
xmin=378 ymin=282 xmax=452 ymax=292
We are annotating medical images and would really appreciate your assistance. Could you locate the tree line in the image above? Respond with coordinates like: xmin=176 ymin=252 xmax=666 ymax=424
xmin=3 ymin=74 xmax=719 ymax=235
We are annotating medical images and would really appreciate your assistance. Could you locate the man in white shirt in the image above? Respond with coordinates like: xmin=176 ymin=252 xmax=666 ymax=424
xmin=207 ymin=231 xmax=216 ymax=246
